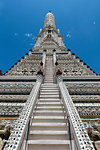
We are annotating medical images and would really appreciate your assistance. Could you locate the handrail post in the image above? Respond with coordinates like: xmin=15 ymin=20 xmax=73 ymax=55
xmin=42 ymin=49 xmax=46 ymax=76
xmin=53 ymin=49 xmax=56 ymax=68
xmin=53 ymin=49 xmax=56 ymax=83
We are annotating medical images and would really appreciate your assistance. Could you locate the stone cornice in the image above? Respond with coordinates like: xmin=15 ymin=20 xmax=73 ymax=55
xmin=62 ymin=76 xmax=100 ymax=80
xmin=0 ymin=75 xmax=37 ymax=81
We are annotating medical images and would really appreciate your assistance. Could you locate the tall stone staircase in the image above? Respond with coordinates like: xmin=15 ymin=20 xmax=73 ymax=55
xmin=27 ymin=56 xmax=73 ymax=150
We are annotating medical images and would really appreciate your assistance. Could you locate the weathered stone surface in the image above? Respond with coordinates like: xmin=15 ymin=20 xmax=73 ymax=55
xmin=57 ymin=54 xmax=96 ymax=76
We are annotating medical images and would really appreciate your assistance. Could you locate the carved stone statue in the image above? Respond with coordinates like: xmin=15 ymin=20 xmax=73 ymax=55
xmin=0 ymin=137 xmax=4 ymax=150
xmin=0 ymin=120 xmax=13 ymax=149
xmin=87 ymin=127 xmax=100 ymax=141
xmin=95 ymin=141 xmax=100 ymax=150
xmin=87 ymin=123 xmax=100 ymax=149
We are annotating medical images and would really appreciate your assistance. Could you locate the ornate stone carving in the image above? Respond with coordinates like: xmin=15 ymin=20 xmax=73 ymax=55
xmin=0 ymin=82 xmax=34 ymax=94
xmin=57 ymin=54 xmax=96 ymax=76
xmin=68 ymin=88 xmax=100 ymax=95
xmin=0 ymin=82 xmax=34 ymax=88
xmin=65 ymin=82 xmax=100 ymax=88
xmin=5 ymin=53 xmax=42 ymax=76
xmin=0 ymin=120 xmax=13 ymax=149
xmin=75 ymin=105 xmax=100 ymax=116
xmin=71 ymin=95 xmax=100 ymax=102
xmin=0 ymin=103 xmax=24 ymax=116
xmin=64 ymin=82 xmax=100 ymax=94
xmin=0 ymin=88 xmax=32 ymax=94
xmin=0 ymin=95 xmax=28 ymax=102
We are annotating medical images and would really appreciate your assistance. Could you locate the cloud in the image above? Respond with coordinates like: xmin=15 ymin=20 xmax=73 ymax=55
xmin=93 ymin=21 xmax=96 ymax=25
xmin=25 ymin=33 xmax=33 ymax=37
xmin=32 ymin=36 xmax=36 ymax=40
xmin=66 ymin=33 xmax=71 ymax=38
xmin=14 ymin=33 xmax=19 ymax=36
xmin=29 ymin=43 xmax=34 ymax=46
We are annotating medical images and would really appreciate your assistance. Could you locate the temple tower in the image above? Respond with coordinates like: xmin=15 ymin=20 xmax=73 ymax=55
xmin=34 ymin=11 xmax=66 ymax=53
xmin=0 ymin=12 xmax=99 ymax=150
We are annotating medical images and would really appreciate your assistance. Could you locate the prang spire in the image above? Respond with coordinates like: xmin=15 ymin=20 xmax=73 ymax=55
xmin=34 ymin=11 xmax=66 ymax=52
xmin=44 ymin=11 xmax=56 ymax=29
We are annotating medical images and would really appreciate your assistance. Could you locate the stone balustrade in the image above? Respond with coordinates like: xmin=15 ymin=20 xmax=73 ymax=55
xmin=57 ymin=75 xmax=95 ymax=150
xmin=53 ymin=50 xmax=56 ymax=83
xmin=42 ymin=50 xmax=46 ymax=71
xmin=4 ymin=75 xmax=43 ymax=150
xmin=53 ymin=50 xmax=56 ymax=67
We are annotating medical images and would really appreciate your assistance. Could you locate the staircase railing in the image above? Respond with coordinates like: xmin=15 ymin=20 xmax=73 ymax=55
xmin=57 ymin=75 xmax=95 ymax=150
xmin=53 ymin=50 xmax=56 ymax=83
xmin=42 ymin=50 xmax=46 ymax=76
xmin=4 ymin=75 xmax=43 ymax=150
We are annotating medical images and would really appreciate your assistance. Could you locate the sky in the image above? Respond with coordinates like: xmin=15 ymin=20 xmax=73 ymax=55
xmin=0 ymin=0 xmax=100 ymax=74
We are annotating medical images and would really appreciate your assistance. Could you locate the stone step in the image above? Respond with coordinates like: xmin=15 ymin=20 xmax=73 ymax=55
xmin=45 ymin=68 xmax=53 ymax=69
xmin=41 ymin=88 xmax=58 ymax=90
xmin=41 ymin=87 xmax=58 ymax=89
xmin=45 ymin=67 xmax=53 ymax=68
xmin=36 ymin=106 xmax=63 ymax=108
xmin=30 ymin=123 xmax=67 ymax=131
xmin=35 ymin=110 xmax=65 ymax=113
xmin=45 ymin=74 xmax=53 ymax=75
xmin=39 ymin=98 xmax=60 ymax=101
xmin=41 ymin=85 xmax=57 ymax=87
xmin=45 ymin=77 xmax=53 ymax=79
xmin=37 ymin=102 xmax=63 ymax=107
xmin=32 ymin=116 xmax=66 ymax=123
xmin=45 ymin=70 xmax=53 ymax=71
xmin=42 ymin=83 xmax=57 ymax=85
xmin=44 ymin=78 xmax=53 ymax=80
xmin=44 ymin=82 xmax=54 ymax=83
xmin=37 ymin=104 xmax=63 ymax=107
xmin=44 ymin=80 xmax=53 ymax=82
xmin=32 ymin=117 xmax=66 ymax=123
xmin=42 ymin=84 xmax=57 ymax=87
xmin=44 ymin=79 xmax=53 ymax=81
xmin=45 ymin=72 xmax=53 ymax=73
xmin=40 ymin=92 xmax=59 ymax=95
xmin=45 ymin=73 xmax=53 ymax=74
xmin=34 ymin=116 xmax=65 ymax=119
xmin=45 ymin=69 xmax=53 ymax=70
xmin=27 ymin=140 xmax=70 ymax=150
xmin=45 ymin=77 xmax=53 ymax=78
xmin=45 ymin=72 xmax=53 ymax=77
xmin=39 ymin=99 xmax=60 ymax=102
xmin=28 ymin=131 xmax=68 ymax=140
xmin=45 ymin=74 xmax=53 ymax=76
xmin=40 ymin=95 xmax=59 ymax=98
xmin=36 ymin=106 xmax=64 ymax=111
xmin=34 ymin=112 xmax=65 ymax=116
xmin=38 ymin=102 xmax=62 ymax=104
xmin=44 ymin=76 xmax=53 ymax=77
xmin=40 ymin=90 xmax=59 ymax=92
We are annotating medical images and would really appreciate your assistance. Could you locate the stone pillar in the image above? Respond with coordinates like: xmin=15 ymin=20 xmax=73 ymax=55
xmin=42 ymin=50 xmax=46 ymax=70
xmin=53 ymin=49 xmax=56 ymax=68
xmin=53 ymin=49 xmax=56 ymax=82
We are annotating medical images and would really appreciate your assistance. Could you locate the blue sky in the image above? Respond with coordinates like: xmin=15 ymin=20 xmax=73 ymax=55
xmin=0 ymin=0 xmax=100 ymax=74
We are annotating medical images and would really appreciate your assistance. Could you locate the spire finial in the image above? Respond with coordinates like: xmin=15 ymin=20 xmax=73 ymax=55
xmin=44 ymin=11 xmax=56 ymax=29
